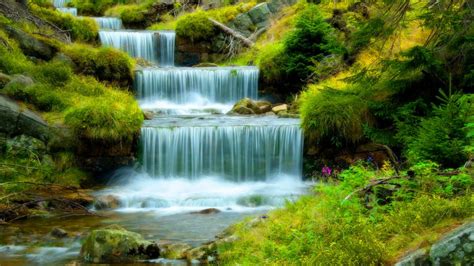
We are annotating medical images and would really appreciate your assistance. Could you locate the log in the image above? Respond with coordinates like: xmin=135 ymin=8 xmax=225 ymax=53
xmin=208 ymin=18 xmax=254 ymax=47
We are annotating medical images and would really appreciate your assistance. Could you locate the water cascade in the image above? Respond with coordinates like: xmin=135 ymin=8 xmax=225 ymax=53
xmin=92 ymin=17 xmax=122 ymax=30
xmin=99 ymin=31 xmax=175 ymax=66
xmin=57 ymin=7 xmax=77 ymax=16
xmin=141 ymin=117 xmax=303 ymax=180
xmin=53 ymin=0 xmax=71 ymax=7
xmin=136 ymin=67 xmax=259 ymax=104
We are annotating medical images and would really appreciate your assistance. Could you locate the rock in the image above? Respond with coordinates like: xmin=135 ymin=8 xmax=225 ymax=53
xmin=81 ymin=225 xmax=160 ymax=263
xmin=94 ymin=195 xmax=120 ymax=210
xmin=0 ymin=72 xmax=11 ymax=88
xmin=395 ymin=221 xmax=474 ymax=266
xmin=6 ymin=135 xmax=46 ymax=159
xmin=51 ymin=228 xmax=68 ymax=238
xmin=7 ymin=74 xmax=34 ymax=87
xmin=229 ymin=13 xmax=254 ymax=37
xmin=4 ymin=26 xmax=56 ymax=60
xmin=268 ymin=0 xmax=287 ymax=13
xmin=191 ymin=208 xmax=221 ymax=214
xmin=247 ymin=3 xmax=272 ymax=28
xmin=185 ymin=246 xmax=208 ymax=261
xmin=0 ymin=95 xmax=50 ymax=142
xmin=143 ymin=110 xmax=154 ymax=120
xmin=193 ymin=62 xmax=219 ymax=67
xmin=429 ymin=221 xmax=474 ymax=265
xmin=271 ymin=104 xmax=288 ymax=113
xmin=159 ymin=243 xmax=192 ymax=259
xmin=228 ymin=98 xmax=274 ymax=115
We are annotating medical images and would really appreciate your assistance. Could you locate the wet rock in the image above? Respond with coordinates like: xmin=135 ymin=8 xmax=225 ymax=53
xmin=159 ymin=243 xmax=192 ymax=259
xmin=143 ymin=110 xmax=154 ymax=120
xmin=94 ymin=195 xmax=120 ymax=210
xmin=191 ymin=208 xmax=221 ymax=214
xmin=4 ymin=26 xmax=56 ymax=60
xmin=51 ymin=228 xmax=68 ymax=238
xmin=81 ymin=225 xmax=160 ymax=263
xmin=271 ymin=104 xmax=288 ymax=113
xmin=228 ymin=98 xmax=273 ymax=115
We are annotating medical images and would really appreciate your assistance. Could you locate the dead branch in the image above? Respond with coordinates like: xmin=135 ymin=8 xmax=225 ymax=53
xmin=343 ymin=175 xmax=402 ymax=202
xmin=208 ymin=18 xmax=254 ymax=47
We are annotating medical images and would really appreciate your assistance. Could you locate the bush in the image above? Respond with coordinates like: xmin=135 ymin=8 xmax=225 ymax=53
xmin=300 ymin=86 xmax=369 ymax=146
xmin=62 ymin=43 xmax=134 ymax=88
xmin=64 ymin=91 xmax=143 ymax=142
xmin=176 ymin=10 xmax=215 ymax=42
xmin=219 ymin=164 xmax=474 ymax=265
xmin=72 ymin=0 xmax=132 ymax=16
xmin=104 ymin=3 xmax=149 ymax=27
xmin=30 ymin=4 xmax=98 ymax=42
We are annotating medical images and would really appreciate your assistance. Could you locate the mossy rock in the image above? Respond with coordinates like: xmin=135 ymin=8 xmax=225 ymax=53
xmin=0 ymin=72 xmax=11 ymax=88
xmin=159 ymin=243 xmax=192 ymax=259
xmin=4 ymin=26 xmax=57 ymax=60
xmin=228 ymin=98 xmax=272 ymax=115
xmin=193 ymin=62 xmax=219 ymax=67
xmin=81 ymin=225 xmax=160 ymax=263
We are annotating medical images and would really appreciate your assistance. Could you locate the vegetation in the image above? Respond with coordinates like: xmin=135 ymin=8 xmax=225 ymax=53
xmin=219 ymin=163 xmax=473 ymax=265
xmin=71 ymin=0 xmax=135 ymax=16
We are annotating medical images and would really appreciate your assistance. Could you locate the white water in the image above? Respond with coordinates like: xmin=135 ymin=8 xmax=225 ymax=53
xmin=99 ymin=170 xmax=308 ymax=215
xmin=99 ymin=30 xmax=175 ymax=66
xmin=53 ymin=0 xmax=71 ymax=8
xmin=136 ymin=67 xmax=259 ymax=104
xmin=92 ymin=17 xmax=122 ymax=30
xmin=140 ymin=98 xmax=233 ymax=115
xmin=57 ymin=7 xmax=77 ymax=16
xmin=141 ymin=116 xmax=303 ymax=180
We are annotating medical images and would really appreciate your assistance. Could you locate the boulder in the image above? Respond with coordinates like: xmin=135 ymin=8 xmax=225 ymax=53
xmin=159 ymin=243 xmax=192 ymax=259
xmin=7 ymin=74 xmax=34 ymax=87
xmin=94 ymin=195 xmax=120 ymax=210
xmin=247 ymin=3 xmax=272 ymax=28
xmin=0 ymin=95 xmax=50 ymax=142
xmin=395 ymin=221 xmax=474 ymax=266
xmin=228 ymin=98 xmax=273 ymax=115
xmin=51 ymin=228 xmax=68 ymax=238
xmin=271 ymin=104 xmax=288 ymax=113
xmin=4 ymin=26 xmax=56 ymax=60
xmin=268 ymin=0 xmax=288 ymax=13
xmin=229 ymin=13 xmax=255 ymax=37
xmin=81 ymin=225 xmax=160 ymax=263
xmin=143 ymin=110 xmax=154 ymax=120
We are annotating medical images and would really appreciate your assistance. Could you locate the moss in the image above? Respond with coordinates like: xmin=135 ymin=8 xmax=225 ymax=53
xmin=30 ymin=3 xmax=98 ymax=42
xmin=62 ymin=43 xmax=134 ymax=88
xmin=71 ymin=0 xmax=133 ymax=16
xmin=104 ymin=3 xmax=150 ymax=27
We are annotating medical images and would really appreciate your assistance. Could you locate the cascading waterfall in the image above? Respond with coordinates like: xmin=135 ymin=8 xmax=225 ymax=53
xmin=141 ymin=117 xmax=303 ymax=181
xmin=136 ymin=67 xmax=259 ymax=104
xmin=53 ymin=0 xmax=71 ymax=7
xmin=92 ymin=17 xmax=122 ymax=30
xmin=57 ymin=7 xmax=77 ymax=16
xmin=158 ymin=31 xmax=175 ymax=67
xmin=99 ymin=31 xmax=175 ymax=66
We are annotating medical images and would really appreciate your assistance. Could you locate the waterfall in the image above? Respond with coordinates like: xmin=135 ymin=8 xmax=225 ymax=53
xmin=92 ymin=17 xmax=122 ymax=30
xmin=140 ymin=117 xmax=303 ymax=181
xmin=136 ymin=67 xmax=259 ymax=104
xmin=53 ymin=0 xmax=71 ymax=7
xmin=99 ymin=31 xmax=174 ymax=66
xmin=158 ymin=31 xmax=175 ymax=67
xmin=57 ymin=8 xmax=77 ymax=16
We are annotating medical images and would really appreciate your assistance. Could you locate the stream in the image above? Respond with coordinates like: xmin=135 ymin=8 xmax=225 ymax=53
xmin=0 ymin=3 xmax=308 ymax=265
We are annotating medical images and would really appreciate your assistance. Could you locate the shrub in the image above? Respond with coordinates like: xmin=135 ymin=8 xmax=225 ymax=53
xmin=300 ymin=86 xmax=369 ymax=146
xmin=30 ymin=4 xmax=99 ymax=42
xmin=104 ymin=3 xmax=149 ymax=27
xmin=71 ymin=0 xmax=132 ymax=16
xmin=64 ymin=91 xmax=143 ymax=142
xmin=176 ymin=10 xmax=215 ymax=42
xmin=62 ymin=43 xmax=134 ymax=87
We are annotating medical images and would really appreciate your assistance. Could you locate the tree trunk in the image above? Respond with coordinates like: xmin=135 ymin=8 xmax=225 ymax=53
xmin=208 ymin=18 xmax=255 ymax=47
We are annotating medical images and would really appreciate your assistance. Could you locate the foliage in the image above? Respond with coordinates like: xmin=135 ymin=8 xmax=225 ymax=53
xmin=62 ymin=43 xmax=135 ymax=88
xmin=219 ymin=164 xmax=473 ymax=265
xmin=30 ymin=4 xmax=98 ymax=42
xmin=176 ymin=3 xmax=255 ymax=41
xmin=71 ymin=0 xmax=133 ymax=16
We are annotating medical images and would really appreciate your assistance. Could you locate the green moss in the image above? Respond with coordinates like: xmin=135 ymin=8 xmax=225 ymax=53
xmin=30 ymin=4 xmax=98 ymax=42
xmin=62 ymin=43 xmax=134 ymax=88
xmin=71 ymin=0 xmax=133 ymax=16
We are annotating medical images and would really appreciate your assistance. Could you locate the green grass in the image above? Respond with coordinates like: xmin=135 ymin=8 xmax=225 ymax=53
xmin=219 ymin=163 xmax=474 ymax=265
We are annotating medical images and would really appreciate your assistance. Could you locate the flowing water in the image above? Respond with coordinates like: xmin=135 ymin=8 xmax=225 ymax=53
xmin=56 ymin=7 xmax=77 ymax=16
xmin=91 ymin=17 xmax=122 ymax=30
xmin=99 ymin=30 xmax=175 ymax=66
xmin=0 ymin=17 xmax=307 ymax=265
xmin=53 ymin=0 xmax=71 ymax=8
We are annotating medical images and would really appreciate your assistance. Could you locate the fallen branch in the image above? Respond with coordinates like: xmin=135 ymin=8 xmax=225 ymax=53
xmin=343 ymin=175 xmax=402 ymax=202
xmin=208 ymin=18 xmax=254 ymax=47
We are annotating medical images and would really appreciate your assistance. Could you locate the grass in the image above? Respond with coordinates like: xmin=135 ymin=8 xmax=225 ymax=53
xmin=218 ymin=163 xmax=474 ymax=265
